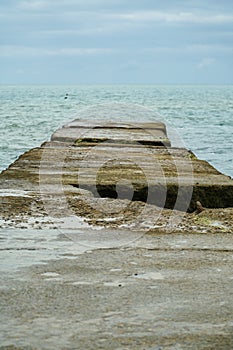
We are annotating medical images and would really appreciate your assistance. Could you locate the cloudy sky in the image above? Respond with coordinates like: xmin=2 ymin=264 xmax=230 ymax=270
xmin=0 ymin=0 xmax=232 ymax=84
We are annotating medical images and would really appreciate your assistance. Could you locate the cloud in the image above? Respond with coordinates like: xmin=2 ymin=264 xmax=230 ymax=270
xmin=17 ymin=0 xmax=116 ymax=11
xmin=197 ymin=58 xmax=216 ymax=69
xmin=141 ymin=45 xmax=232 ymax=55
xmin=187 ymin=44 xmax=233 ymax=54
xmin=1 ymin=44 xmax=230 ymax=59
xmin=3 ymin=5 xmax=233 ymax=26
xmin=35 ymin=23 xmax=126 ymax=37
xmin=1 ymin=0 xmax=232 ymax=84
xmin=115 ymin=11 xmax=233 ymax=24
xmin=0 ymin=45 xmax=114 ymax=57
xmin=17 ymin=0 xmax=48 ymax=10
xmin=119 ymin=60 xmax=142 ymax=71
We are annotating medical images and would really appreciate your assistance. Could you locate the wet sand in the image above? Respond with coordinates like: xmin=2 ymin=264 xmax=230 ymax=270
xmin=1 ymin=227 xmax=233 ymax=349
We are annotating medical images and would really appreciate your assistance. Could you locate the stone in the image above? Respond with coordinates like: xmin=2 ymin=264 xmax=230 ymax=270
xmin=51 ymin=119 xmax=171 ymax=147
xmin=0 ymin=119 xmax=233 ymax=220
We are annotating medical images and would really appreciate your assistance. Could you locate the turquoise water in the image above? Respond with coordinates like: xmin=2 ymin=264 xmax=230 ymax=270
xmin=0 ymin=85 xmax=232 ymax=177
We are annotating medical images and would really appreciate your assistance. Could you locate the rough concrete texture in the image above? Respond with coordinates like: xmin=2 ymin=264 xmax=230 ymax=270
xmin=0 ymin=120 xmax=233 ymax=215
xmin=51 ymin=119 xmax=171 ymax=146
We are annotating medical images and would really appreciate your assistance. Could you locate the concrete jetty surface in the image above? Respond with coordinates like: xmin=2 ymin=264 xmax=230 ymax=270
xmin=0 ymin=119 xmax=233 ymax=349
xmin=0 ymin=119 xmax=233 ymax=217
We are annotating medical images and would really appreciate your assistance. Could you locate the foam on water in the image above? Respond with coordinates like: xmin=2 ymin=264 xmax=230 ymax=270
xmin=0 ymin=189 xmax=32 ymax=197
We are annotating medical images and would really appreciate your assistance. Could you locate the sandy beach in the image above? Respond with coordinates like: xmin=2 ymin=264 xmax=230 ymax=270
xmin=1 ymin=225 xmax=233 ymax=349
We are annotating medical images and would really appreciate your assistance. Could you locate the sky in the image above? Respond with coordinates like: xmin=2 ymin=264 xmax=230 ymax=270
xmin=0 ymin=0 xmax=233 ymax=84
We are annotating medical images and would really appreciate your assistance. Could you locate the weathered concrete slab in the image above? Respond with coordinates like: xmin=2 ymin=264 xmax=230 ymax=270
xmin=51 ymin=119 xmax=171 ymax=146
xmin=64 ymin=118 xmax=167 ymax=130
xmin=1 ymin=120 xmax=233 ymax=214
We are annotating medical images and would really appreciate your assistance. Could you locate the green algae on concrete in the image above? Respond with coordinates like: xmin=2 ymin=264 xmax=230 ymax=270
xmin=0 ymin=119 xmax=233 ymax=218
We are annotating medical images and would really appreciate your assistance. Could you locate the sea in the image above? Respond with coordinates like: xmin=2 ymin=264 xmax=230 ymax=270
xmin=0 ymin=84 xmax=232 ymax=178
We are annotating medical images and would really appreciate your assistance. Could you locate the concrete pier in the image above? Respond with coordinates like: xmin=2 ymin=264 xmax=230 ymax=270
xmin=0 ymin=119 xmax=233 ymax=215
xmin=1 ymin=119 xmax=233 ymax=350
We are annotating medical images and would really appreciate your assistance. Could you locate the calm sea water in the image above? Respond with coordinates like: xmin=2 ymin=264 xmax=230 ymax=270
xmin=0 ymin=85 xmax=232 ymax=177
